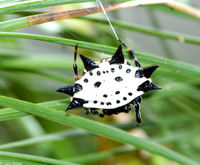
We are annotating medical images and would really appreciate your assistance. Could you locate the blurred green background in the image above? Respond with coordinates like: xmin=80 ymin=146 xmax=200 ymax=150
xmin=0 ymin=0 xmax=200 ymax=165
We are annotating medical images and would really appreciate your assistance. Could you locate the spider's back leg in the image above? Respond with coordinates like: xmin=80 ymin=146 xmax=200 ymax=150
xmin=131 ymin=96 xmax=142 ymax=125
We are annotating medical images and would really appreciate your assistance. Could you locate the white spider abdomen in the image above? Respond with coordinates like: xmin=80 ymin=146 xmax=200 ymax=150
xmin=74 ymin=63 xmax=149 ymax=109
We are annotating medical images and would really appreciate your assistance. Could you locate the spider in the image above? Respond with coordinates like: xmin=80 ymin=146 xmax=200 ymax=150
xmin=56 ymin=40 xmax=161 ymax=125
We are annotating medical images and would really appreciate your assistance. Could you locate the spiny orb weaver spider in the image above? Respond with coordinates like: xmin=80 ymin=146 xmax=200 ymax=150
xmin=56 ymin=40 xmax=161 ymax=125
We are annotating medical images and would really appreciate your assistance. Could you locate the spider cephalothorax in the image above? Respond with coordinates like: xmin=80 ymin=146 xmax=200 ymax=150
xmin=57 ymin=42 xmax=161 ymax=125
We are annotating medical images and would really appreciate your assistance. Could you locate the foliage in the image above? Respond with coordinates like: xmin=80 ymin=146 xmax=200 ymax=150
xmin=0 ymin=0 xmax=200 ymax=165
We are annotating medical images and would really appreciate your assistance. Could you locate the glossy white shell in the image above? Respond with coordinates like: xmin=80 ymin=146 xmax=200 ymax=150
xmin=74 ymin=62 xmax=151 ymax=109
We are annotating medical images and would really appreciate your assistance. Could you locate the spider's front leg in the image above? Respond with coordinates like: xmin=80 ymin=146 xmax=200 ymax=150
xmin=131 ymin=96 xmax=142 ymax=125
xmin=73 ymin=44 xmax=79 ymax=81
xmin=119 ymin=39 xmax=141 ymax=68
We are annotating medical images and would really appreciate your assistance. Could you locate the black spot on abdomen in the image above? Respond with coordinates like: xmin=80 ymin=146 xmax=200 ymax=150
xmin=126 ymin=69 xmax=131 ymax=73
xmin=128 ymin=92 xmax=132 ymax=96
xmin=84 ymin=78 xmax=88 ymax=83
xmin=94 ymin=81 xmax=101 ymax=88
xmin=103 ymin=94 xmax=108 ymax=98
xmin=123 ymin=97 xmax=127 ymax=101
xmin=106 ymin=102 xmax=111 ymax=106
xmin=89 ymin=71 xmax=93 ymax=76
xmin=116 ymin=100 xmax=120 ymax=104
xmin=111 ymin=68 xmax=115 ymax=72
xmin=118 ymin=65 xmax=122 ymax=69
xmin=115 ymin=76 xmax=123 ymax=82
xmin=97 ymin=71 xmax=101 ymax=76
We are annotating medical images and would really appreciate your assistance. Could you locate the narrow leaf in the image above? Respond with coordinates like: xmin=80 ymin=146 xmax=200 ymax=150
xmin=0 ymin=95 xmax=198 ymax=165
xmin=0 ymin=32 xmax=199 ymax=77
xmin=0 ymin=151 xmax=77 ymax=165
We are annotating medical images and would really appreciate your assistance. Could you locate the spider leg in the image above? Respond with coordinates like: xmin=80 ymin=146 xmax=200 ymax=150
xmin=103 ymin=104 xmax=131 ymax=116
xmin=103 ymin=109 xmax=113 ymax=116
xmin=134 ymin=96 xmax=142 ymax=104
xmin=84 ymin=108 xmax=90 ymax=115
xmin=119 ymin=39 xmax=141 ymax=68
xmin=73 ymin=44 xmax=79 ymax=81
xmin=132 ymin=97 xmax=142 ymax=125
xmin=123 ymin=104 xmax=132 ymax=113
xmin=90 ymin=108 xmax=104 ymax=117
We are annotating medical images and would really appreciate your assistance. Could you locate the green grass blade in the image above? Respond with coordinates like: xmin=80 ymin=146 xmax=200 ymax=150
xmin=0 ymin=32 xmax=199 ymax=77
xmin=155 ymin=128 xmax=200 ymax=144
xmin=0 ymin=57 xmax=78 ymax=70
xmin=0 ymin=95 xmax=198 ymax=165
xmin=0 ymin=0 xmax=121 ymax=14
xmin=0 ymin=125 xmax=198 ymax=162
xmin=24 ymin=70 xmax=72 ymax=83
xmin=149 ymin=83 xmax=199 ymax=100
xmin=0 ymin=129 xmax=88 ymax=150
xmin=0 ymin=123 xmax=136 ymax=150
xmin=0 ymin=0 xmax=95 ymax=14
xmin=0 ymin=99 xmax=67 ymax=121
xmin=80 ymin=17 xmax=200 ymax=46
xmin=0 ymin=83 xmax=198 ymax=122
xmin=67 ymin=146 xmax=134 ymax=163
xmin=1 ymin=4 xmax=200 ymax=32
xmin=0 ymin=17 xmax=28 ymax=31
xmin=14 ymin=69 xmax=73 ymax=83
xmin=0 ymin=151 xmax=77 ymax=165
xmin=0 ymin=157 xmax=42 ymax=165
xmin=1 ymin=17 xmax=200 ymax=45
